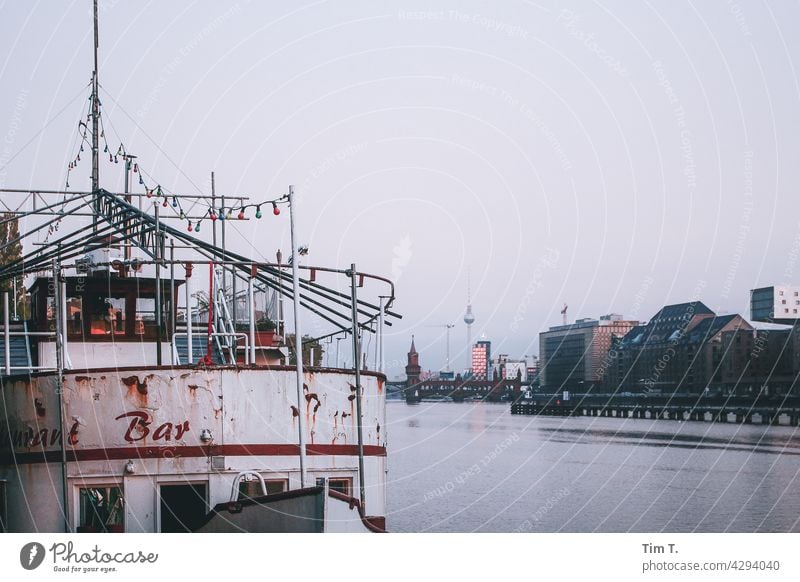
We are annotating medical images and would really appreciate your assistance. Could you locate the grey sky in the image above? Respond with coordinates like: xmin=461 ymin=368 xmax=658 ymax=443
xmin=1 ymin=1 xmax=798 ymax=378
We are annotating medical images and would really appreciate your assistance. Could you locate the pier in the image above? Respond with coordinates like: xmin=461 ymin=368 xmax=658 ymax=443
xmin=511 ymin=394 xmax=800 ymax=426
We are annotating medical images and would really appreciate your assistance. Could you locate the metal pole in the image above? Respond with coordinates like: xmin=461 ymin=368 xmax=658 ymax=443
xmin=349 ymin=263 xmax=366 ymax=509
xmin=170 ymin=240 xmax=175 ymax=362
xmin=335 ymin=337 xmax=341 ymax=368
xmin=375 ymin=297 xmax=384 ymax=372
xmin=276 ymin=250 xmax=284 ymax=339
xmin=186 ymin=267 xmax=193 ymax=364
xmin=91 ymin=0 xmax=99 ymax=197
xmin=288 ymin=185 xmax=307 ymax=487
xmin=155 ymin=204 xmax=162 ymax=366
xmin=3 ymin=292 xmax=9 ymax=375
xmin=53 ymin=258 xmax=71 ymax=532
xmin=248 ymin=270 xmax=256 ymax=365
xmin=211 ymin=172 xmax=217 ymax=248
xmin=60 ymin=275 xmax=68 ymax=368
xmin=379 ymin=299 xmax=386 ymax=374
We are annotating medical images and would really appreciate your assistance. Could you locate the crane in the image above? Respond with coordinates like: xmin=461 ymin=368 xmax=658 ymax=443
xmin=424 ymin=323 xmax=455 ymax=372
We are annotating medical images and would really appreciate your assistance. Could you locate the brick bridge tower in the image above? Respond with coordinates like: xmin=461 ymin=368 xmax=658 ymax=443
xmin=405 ymin=336 xmax=422 ymax=401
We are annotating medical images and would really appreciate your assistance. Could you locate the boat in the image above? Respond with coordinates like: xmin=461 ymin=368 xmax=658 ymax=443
xmin=0 ymin=1 xmax=399 ymax=533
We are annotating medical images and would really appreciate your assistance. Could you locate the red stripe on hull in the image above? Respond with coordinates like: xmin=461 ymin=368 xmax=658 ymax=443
xmin=0 ymin=443 xmax=387 ymax=465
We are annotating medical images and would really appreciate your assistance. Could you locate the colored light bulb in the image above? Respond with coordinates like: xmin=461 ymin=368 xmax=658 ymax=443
xmin=255 ymin=206 xmax=262 ymax=219
xmin=272 ymin=202 xmax=280 ymax=215
xmin=238 ymin=208 xmax=245 ymax=220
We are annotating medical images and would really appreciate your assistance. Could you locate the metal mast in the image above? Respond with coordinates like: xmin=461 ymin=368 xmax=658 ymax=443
xmin=91 ymin=0 xmax=100 ymax=232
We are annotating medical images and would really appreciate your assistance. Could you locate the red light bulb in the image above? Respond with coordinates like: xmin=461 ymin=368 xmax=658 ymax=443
xmin=272 ymin=202 xmax=280 ymax=216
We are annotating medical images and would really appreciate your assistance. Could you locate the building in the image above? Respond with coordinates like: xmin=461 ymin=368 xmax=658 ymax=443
xmin=405 ymin=336 xmax=421 ymax=387
xmin=539 ymin=314 xmax=638 ymax=391
xmin=471 ymin=340 xmax=491 ymax=379
xmin=751 ymin=285 xmax=800 ymax=324
xmin=608 ymin=302 xmax=755 ymax=394
xmin=502 ymin=360 xmax=528 ymax=382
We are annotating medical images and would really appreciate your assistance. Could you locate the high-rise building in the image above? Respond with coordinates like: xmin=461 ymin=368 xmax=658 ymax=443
xmin=471 ymin=340 xmax=491 ymax=379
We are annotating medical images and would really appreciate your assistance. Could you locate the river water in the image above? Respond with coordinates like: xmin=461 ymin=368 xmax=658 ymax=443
xmin=385 ymin=401 xmax=800 ymax=532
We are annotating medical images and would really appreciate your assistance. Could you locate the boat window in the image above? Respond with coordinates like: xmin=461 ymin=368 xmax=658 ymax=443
xmin=88 ymin=296 xmax=126 ymax=336
xmin=317 ymin=477 xmax=352 ymax=497
xmin=67 ymin=297 xmax=83 ymax=334
xmin=238 ymin=478 xmax=288 ymax=500
xmin=77 ymin=486 xmax=124 ymax=533
xmin=0 ymin=480 xmax=6 ymax=532
xmin=160 ymin=483 xmax=207 ymax=533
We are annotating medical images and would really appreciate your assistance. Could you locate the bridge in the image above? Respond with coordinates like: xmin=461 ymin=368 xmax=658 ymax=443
xmin=404 ymin=376 xmax=523 ymax=403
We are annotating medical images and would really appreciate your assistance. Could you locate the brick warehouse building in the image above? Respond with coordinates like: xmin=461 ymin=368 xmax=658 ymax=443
xmin=606 ymin=302 xmax=756 ymax=395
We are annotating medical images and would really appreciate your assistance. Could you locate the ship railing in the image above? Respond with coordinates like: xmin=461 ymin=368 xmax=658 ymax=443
xmin=213 ymin=270 xmax=239 ymax=363
xmin=3 ymin=329 xmax=61 ymax=374
xmin=170 ymin=331 xmax=250 ymax=366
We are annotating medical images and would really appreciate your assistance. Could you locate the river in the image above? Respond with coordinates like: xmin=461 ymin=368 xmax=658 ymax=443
xmin=385 ymin=401 xmax=800 ymax=532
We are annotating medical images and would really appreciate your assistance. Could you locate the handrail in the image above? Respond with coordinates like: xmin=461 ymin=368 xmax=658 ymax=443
xmin=171 ymin=332 xmax=250 ymax=365
xmin=229 ymin=471 xmax=268 ymax=503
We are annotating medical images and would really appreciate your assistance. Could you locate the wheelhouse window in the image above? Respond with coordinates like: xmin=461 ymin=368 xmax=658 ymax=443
xmin=88 ymin=296 xmax=126 ymax=336
xmin=77 ymin=486 xmax=124 ymax=533
xmin=135 ymin=297 xmax=156 ymax=336
xmin=67 ymin=297 xmax=83 ymax=334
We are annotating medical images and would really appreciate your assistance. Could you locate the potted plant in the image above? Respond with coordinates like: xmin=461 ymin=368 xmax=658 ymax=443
xmin=236 ymin=317 xmax=280 ymax=347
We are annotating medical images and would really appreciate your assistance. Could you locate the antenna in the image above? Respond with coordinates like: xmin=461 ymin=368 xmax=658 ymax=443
xmin=91 ymin=0 xmax=100 ymax=232
xmin=561 ymin=303 xmax=568 ymax=325
xmin=464 ymin=272 xmax=475 ymax=369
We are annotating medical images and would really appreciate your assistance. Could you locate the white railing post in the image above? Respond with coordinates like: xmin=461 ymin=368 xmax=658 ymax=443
xmin=185 ymin=271 xmax=193 ymax=364
xmin=248 ymin=270 xmax=256 ymax=365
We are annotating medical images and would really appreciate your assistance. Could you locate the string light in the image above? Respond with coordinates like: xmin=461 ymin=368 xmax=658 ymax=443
xmin=237 ymin=207 xmax=245 ymax=220
xmin=272 ymin=201 xmax=280 ymax=216
xmin=255 ymin=205 xmax=262 ymax=219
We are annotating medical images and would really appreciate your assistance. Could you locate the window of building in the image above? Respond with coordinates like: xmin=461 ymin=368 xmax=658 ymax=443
xmin=78 ymin=486 xmax=124 ymax=532
xmin=317 ymin=477 xmax=352 ymax=497
xmin=0 ymin=481 xmax=7 ymax=533
xmin=782 ymin=299 xmax=787 ymax=304
xmin=160 ymin=483 xmax=207 ymax=533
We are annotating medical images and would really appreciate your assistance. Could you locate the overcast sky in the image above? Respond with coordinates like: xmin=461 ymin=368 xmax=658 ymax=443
xmin=1 ymin=1 xmax=799 ymax=378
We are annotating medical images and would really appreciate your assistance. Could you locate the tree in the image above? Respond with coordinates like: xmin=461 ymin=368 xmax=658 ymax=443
xmin=0 ymin=213 xmax=27 ymax=319
xmin=287 ymin=334 xmax=324 ymax=367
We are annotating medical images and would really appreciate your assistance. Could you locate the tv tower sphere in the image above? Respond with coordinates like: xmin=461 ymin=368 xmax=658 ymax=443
xmin=464 ymin=305 xmax=475 ymax=325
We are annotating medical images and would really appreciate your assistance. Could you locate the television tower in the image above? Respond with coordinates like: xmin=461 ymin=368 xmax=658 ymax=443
xmin=464 ymin=275 xmax=475 ymax=369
